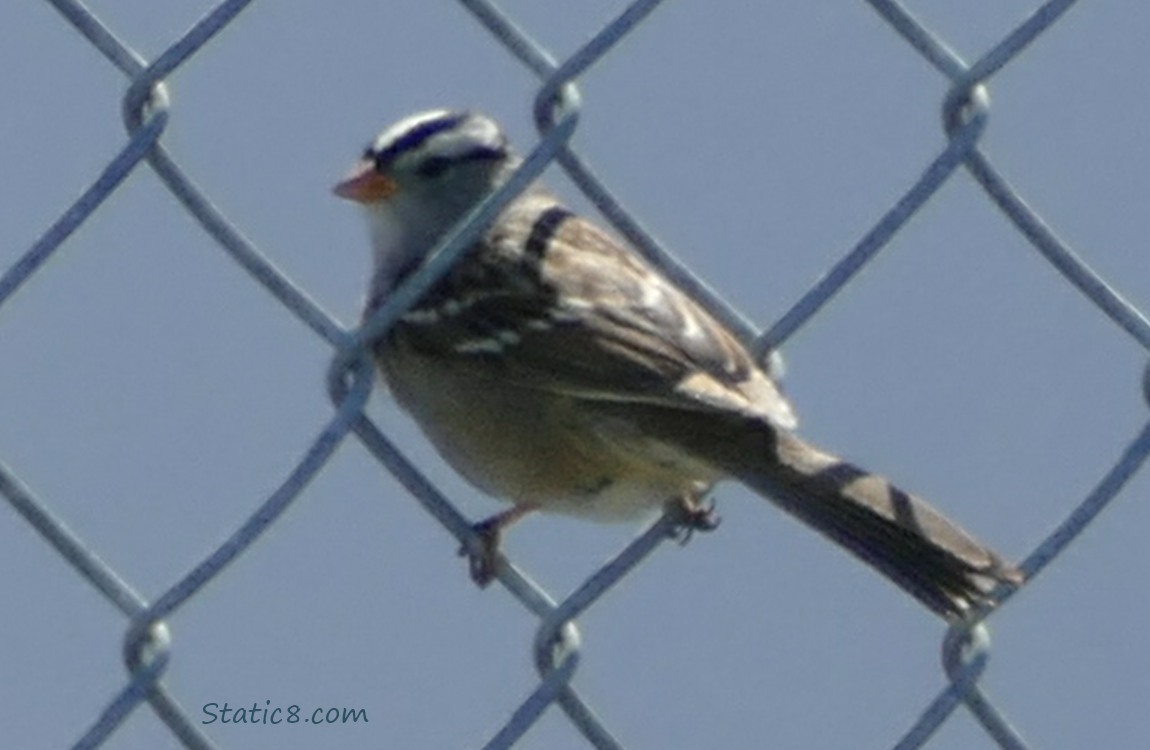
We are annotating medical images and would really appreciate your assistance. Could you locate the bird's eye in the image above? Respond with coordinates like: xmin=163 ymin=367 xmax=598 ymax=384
xmin=417 ymin=156 xmax=451 ymax=178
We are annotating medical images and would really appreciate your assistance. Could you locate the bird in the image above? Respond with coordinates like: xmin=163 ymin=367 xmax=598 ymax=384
xmin=333 ymin=108 xmax=1024 ymax=620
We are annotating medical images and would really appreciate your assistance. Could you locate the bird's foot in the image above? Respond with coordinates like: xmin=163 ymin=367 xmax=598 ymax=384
xmin=458 ymin=504 xmax=537 ymax=586
xmin=668 ymin=493 xmax=721 ymax=545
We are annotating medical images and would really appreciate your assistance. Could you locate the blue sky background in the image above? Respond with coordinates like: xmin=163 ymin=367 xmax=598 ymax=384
xmin=2 ymin=2 xmax=1149 ymax=748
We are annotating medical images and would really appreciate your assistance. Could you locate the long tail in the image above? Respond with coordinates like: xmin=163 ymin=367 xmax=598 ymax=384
xmin=728 ymin=428 xmax=1024 ymax=620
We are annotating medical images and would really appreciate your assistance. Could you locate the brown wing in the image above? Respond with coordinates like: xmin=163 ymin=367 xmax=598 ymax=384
xmin=385 ymin=194 xmax=797 ymax=430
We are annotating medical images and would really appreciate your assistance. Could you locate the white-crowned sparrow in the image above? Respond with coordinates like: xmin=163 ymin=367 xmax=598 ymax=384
xmin=335 ymin=109 xmax=1023 ymax=619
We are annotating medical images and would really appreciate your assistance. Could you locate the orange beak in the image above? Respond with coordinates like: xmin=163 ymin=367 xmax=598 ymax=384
xmin=333 ymin=160 xmax=397 ymax=203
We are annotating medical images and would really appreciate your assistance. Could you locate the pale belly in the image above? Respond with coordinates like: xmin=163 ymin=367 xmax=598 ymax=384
xmin=380 ymin=348 xmax=715 ymax=521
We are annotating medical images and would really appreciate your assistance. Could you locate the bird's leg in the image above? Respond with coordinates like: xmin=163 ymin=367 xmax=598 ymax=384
xmin=461 ymin=503 xmax=538 ymax=586
xmin=668 ymin=491 xmax=721 ymax=545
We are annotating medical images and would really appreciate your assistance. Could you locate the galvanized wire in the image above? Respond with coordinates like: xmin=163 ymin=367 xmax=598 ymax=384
xmin=3 ymin=0 xmax=1148 ymax=748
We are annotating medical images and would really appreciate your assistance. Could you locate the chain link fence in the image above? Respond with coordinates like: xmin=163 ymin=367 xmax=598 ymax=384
xmin=3 ymin=0 xmax=1148 ymax=748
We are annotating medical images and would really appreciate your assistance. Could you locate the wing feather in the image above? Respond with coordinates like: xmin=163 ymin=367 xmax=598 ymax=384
xmin=381 ymin=195 xmax=797 ymax=429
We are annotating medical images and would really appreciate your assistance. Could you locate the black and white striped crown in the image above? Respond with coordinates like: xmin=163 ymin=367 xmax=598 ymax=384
xmin=365 ymin=110 xmax=510 ymax=178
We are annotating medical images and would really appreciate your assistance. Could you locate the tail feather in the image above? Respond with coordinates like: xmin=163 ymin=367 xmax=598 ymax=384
xmin=731 ymin=429 xmax=1023 ymax=620
xmin=592 ymin=401 xmax=1023 ymax=619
